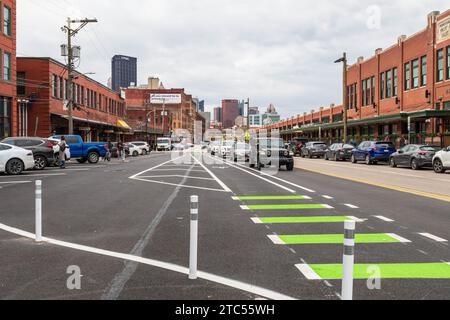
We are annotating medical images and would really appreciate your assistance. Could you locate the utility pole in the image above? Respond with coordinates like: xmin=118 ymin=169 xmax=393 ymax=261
xmin=62 ymin=17 xmax=98 ymax=135
xmin=335 ymin=52 xmax=348 ymax=143
xmin=245 ymin=98 xmax=250 ymax=129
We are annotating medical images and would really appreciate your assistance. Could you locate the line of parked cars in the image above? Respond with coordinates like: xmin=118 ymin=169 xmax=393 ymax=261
xmin=0 ymin=134 xmax=152 ymax=175
xmin=296 ymin=139 xmax=450 ymax=174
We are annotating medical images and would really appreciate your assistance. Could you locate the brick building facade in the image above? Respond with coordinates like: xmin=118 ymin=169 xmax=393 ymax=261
xmin=17 ymin=57 xmax=129 ymax=142
xmin=124 ymin=87 xmax=197 ymax=142
xmin=265 ymin=10 xmax=450 ymax=148
xmin=0 ymin=0 xmax=16 ymax=140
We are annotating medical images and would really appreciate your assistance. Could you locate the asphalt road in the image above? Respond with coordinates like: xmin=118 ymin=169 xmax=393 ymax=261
xmin=0 ymin=150 xmax=449 ymax=300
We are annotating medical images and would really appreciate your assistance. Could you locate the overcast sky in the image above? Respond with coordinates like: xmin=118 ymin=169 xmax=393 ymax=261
xmin=18 ymin=0 xmax=449 ymax=118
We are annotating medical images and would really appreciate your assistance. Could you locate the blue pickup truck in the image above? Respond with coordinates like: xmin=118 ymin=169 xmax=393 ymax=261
xmin=50 ymin=135 xmax=107 ymax=164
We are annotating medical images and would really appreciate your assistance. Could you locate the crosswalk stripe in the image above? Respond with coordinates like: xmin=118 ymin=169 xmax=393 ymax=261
xmin=300 ymin=263 xmax=450 ymax=280
xmin=272 ymin=233 xmax=410 ymax=245
xmin=267 ymin=235 xmax=285 ymax=244
xmin=244 ymin=204 xmax=334 ymax=211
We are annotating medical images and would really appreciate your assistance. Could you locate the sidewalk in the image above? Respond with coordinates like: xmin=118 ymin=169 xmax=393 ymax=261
xmin=294 ymin=158 xmax=450 ymax=202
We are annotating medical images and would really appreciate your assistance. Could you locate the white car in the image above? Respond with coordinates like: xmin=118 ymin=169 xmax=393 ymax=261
xmin=157 ymin=138 xmax=172 ymax=151
xmin=433 ymin=146 xmax=450 ymax=173
xmin=0 ymin=143 xmax=36 ymax=175
xmin=232 ymin=142 xmax=251 ymax=162
xmin=48 ymin=138 xmax=71 ymax=162
xmin=131 ymin=141 xmax=151 ymax=155
xmin=126 ymin=143 xmax=143 ymax=157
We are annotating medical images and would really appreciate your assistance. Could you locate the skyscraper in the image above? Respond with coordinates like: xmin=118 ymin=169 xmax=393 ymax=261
xmin=222 ymin=99 xmax=240 ymax=129
xmin=111 ymin=55 xmax=137 ymax=92
xmin=214 ymin=107 xmax=222 ymax=123
xmin=199 ymin=100 xmax=205 ymax=113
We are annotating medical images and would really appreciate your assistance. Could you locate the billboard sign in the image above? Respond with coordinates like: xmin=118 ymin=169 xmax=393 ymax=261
xmin=150 ymin=94 xmax=182 ymax=105
xmin=437 ymin=16 xmax=450 ymax=43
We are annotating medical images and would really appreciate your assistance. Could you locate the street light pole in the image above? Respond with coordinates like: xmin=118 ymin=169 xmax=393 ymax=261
xmin=335 ymin=52 xmax=348 ymax=143
xmin=245 ymin=98 xmax=250 ymax=129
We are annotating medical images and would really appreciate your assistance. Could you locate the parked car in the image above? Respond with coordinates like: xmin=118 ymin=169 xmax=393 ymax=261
xmin=50 ymin=135 xmax=107 ymax=164
xmin=126 ymin=143 xmax=142 ymax=157
xmin=209 ymin=141 xmax=221 ymax=156
xmin=253 ymin=138 xmax=294 ymax=171
xmin=231 ymin=142 xmax=251 ymax=162
xmin=1 ymin=137 xmax=57 ymax=170
xmin=390 ymin=144 xmax=441 ymax=170
xmin=325 ymin=143 xmax=355 ymax=161
xmin=156 ymin=138 xmax=172 ymax=151
xmin=289 ymin=138 xmax=309 ymax=157
xmin=433 ymin=146 xmax=450 ymax=173
xmin=131 ymin=141 xmax=151 ymax=155
xmin=301 ymin=142 xmax=328 ymax=158
xmin=0 ymin=142 xmax=36 ymax=175
xmin=351 ymin=141 xmax=396 ymax=165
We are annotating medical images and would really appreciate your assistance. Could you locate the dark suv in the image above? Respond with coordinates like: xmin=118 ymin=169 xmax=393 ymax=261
xmin=301 ymin=142 xmax=328 ymax=158
xmin=1 ymin=137 xmax=57 ymax=170
xmin=251 ymin=138 xmax=294 ymax=171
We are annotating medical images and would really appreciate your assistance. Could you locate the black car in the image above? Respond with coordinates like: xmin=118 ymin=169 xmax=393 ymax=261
xmin=389 ymin=144 xmax=441 ymax=170
xmin=0 ymin=137 xmax=57 ymax=170
xmin=301 ymin=142 xmax=328 ymax=158
xmin=325 ymin=143 xmax=355 ymax=161
xmin=250 ymin=138 xmax=294 ymax=171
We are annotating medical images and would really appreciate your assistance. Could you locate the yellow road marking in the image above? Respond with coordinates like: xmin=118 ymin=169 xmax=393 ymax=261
xmin=297 ymin=166 xmax=450 ymax=203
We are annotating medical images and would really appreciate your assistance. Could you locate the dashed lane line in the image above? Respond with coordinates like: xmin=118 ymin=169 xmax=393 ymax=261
xmin=344 ymin=204 xmax=359 ymax=209
xmin=418 ymin=233 xmax=448 ymax=243
xmin=373 ymin=216 xmax=395 ymax=222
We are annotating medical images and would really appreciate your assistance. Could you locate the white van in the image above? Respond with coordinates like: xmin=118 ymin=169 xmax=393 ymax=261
xmin=157 ymin=138 xmax=172 ymax=151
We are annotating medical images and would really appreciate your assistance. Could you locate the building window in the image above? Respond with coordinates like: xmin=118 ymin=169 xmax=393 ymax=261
xmin=366 ymin=78 xmax=371 ymax=106
xmin=3 ymin=52 xmax=11 ymax=81
xmin=361 ymin=80 xmax=366 ymax=106
xmin=380 ymin=73 xmax=385 ymax=100
xmin=371 ymin=77 xmax=375 ymax=105
xmin=81 ymin=86 xmax=84 ymax=105
xmin=17 ymin=72 xmax=26 ymax=95
xmin=411 ymin=59 xmax=419 ymax=88
xmin=0 ymin=97 xmax=12 ymax=139
xmin=386 ymin=70 xmax=392 ymax=98
xmin=64 ymin=79 xmax=68 ymax=100
xmin=437 ymin=49 xmax=444 ymax=82
xmin=52 ymin=74 xmax=58 ymax=98
xmin=404 ymin=62 xmax=410 ymax=90
xmin=353 ymin=84 xmax=357 ymax=109
xmin=3 ymin=6 xmax=12 ymax=36
xmin=420 ymin=56 xmax=427 ymax=86
xmin=94 ymin=92 xmax=97 ymax=109
xmin=446 ymin=47 xmax=450 ymax=80
xmin=393 ymin=68 xmax=398 ymax=96
xmin=59 ymin=77 xmax=64 ymax=99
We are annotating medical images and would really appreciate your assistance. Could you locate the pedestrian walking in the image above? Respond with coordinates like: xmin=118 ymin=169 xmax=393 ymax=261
xmin=58 ymin=136 xmax=68 ymax=169
xmin=399 ymin=135 xmax=407 ymax=148
xmin=117 ymin=140 xmax=126 ymax=162
xmin=104 ymin=140 xmax=112 ymax=162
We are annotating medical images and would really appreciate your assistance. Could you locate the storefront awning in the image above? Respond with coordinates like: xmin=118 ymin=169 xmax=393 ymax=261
xmin=117 ymin=120 xmax=131 ymax=130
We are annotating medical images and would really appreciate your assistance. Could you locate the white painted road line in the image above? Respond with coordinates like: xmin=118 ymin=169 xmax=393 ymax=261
xmin=386 ymin=233 xmax=412 ymax=243
xmin=138 ymin=175 xmax=215 ymax=181
xmin=232 ymin=196 xmax=240 ymax=201
xmin=0 ymin=181 xmax=32 ymax=185
xmin=322 ymin=195 xmax=334 ymax=199
xmin=373 ymin=216 xmax=395 ymax=222
xmin=191 ymin=154 xmax=232 ymax=193
xmin=0 ymin=222 xmax=296 ymax=301
xmin=240 ymin=205 xmax=250 ymax=210
xmin=295 ymin=264 xmax=322 ymax=280
xmin=344 ymin=204 xmax=359 ymax=209
xmin=347 ymin=216 xmax=366 ymax=223
xmin=129 ymin=156 xmax=186 ymax=179
xmin=0 ymin=173 xmax=67 ymax=178
xmin=251 ymin=217 xmax=263 ymax=224
xmin=418 ymin=233 xmax=448 ymax=242
xmin=267 ymin=235 xmax=285 ymax=245
xmin=132 ymin=177 xmax=229 ymax=193
xmin=207 ymin=155 xmax=296 ymax=194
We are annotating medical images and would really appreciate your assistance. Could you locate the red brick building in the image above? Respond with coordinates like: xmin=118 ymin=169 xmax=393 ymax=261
xmin=0 ymin=0 xmax=16 ymax=140
xmin=222 ymin=99 xmax=240 ymax=129
xmin=17 ymin=57 xmax=129 ymax=142
xmin=124 ymin=87 xmax=197 ymax=142
xmin=266 ymin=10 xmax=450 ymax=148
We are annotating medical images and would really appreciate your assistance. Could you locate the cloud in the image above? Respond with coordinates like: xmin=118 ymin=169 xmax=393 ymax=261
xmin=18 ymin=0 xmax=449 ymax=118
